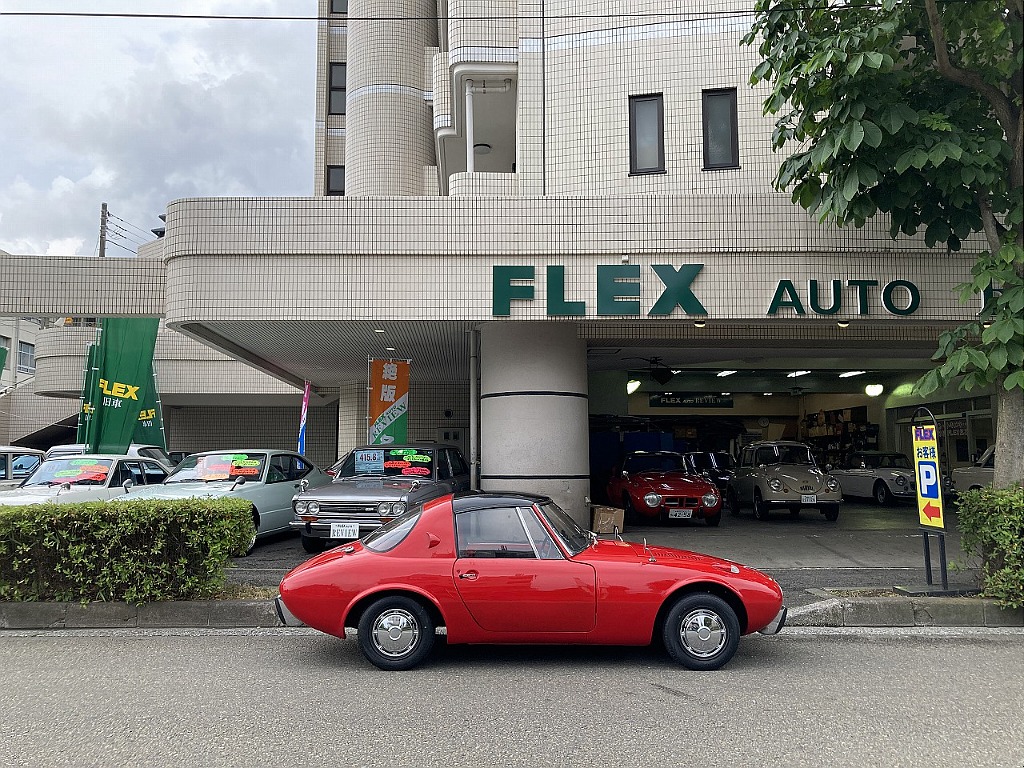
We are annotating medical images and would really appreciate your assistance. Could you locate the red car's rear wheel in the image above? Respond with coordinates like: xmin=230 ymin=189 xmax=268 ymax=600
xmin=357 ymin=596 xmax=436 ymax=671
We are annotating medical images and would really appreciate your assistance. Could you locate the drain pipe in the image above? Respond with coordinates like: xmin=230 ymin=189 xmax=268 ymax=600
xmin=469 ymin=328 xmax=480 ymax=489
xmin=465 ymin=79 xmax=512 ymax=173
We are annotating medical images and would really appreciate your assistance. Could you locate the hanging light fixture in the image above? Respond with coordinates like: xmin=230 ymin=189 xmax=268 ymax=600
xmin=626 ymin=379 xmax=641 ymax=394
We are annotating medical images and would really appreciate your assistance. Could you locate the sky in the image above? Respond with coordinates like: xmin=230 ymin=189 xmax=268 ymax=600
xmin=0 ymin=0 xmax=317 ymax=256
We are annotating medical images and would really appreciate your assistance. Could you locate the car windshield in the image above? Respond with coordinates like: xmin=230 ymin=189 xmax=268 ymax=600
xmin=773 ymin=445 xmax=815 ymax=465
xmin=625 ymin=453 xmax=685 ymax=473
xmin=689 ymin=452 xmax=734 ymax=471
xmin=537 ymin=500 xmax=591 ymax=556
xmin=23 ymin=458 xmax=114 ymax=487
xmin=363 ymin=508 xmax=422 ymax=552
xmin=164 ymin=452 xmax=267 ymax=483
xmin=879 ymin=454 xmax=913 ymax=469
xmin=334 ymin=448 xmax=436 ymax=480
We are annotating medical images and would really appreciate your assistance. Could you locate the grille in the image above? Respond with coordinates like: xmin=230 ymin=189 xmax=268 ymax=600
xmin=316 ymin=502 xmax=379 ymax=517
xmin=664 ymin=496 xmax=702 ymax=507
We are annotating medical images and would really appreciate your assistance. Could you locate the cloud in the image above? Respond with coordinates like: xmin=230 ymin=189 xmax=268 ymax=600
xmin=0 ymin=0 xmax=317 ymax=256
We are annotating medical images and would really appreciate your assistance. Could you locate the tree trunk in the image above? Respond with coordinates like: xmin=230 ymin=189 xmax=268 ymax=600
xmin=994 ymin=378 xmax=1024 ymax=488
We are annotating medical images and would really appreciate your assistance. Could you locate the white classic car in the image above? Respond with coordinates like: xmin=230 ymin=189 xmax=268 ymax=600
xmin=949 ymin=446 xmax=995 ymax=494
xmin=0 ymin=446 xmax=44 ymax=490
xmin=128 ymin=449 xmax=332 ymax=553
xmin=0 ymin=454 xmax=170 ymax=504
xmin=830 ymin=451 xmax=916 ymax=505
xmin=727 ymin=440 xmax=842 ymax=521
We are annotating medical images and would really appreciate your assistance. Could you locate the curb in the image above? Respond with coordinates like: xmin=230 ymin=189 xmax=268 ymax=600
xmin=2 ymin=595 xmax=1022 ymax=631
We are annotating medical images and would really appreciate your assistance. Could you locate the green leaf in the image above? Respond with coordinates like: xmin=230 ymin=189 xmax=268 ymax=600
xmin=842 ymin=170 xmax=860 ymax=201
xmin=847 ymin=52 xmax=865 ymax=75
xmin=843 ymin=122 xmax=865 ymax=151
xmin=861 ymin=121 xmax=883 ymax=148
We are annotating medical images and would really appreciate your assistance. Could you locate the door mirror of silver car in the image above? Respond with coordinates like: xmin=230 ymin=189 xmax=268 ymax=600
xmin=122 ymin=478 xmax=135 ymax=493
xmin=299 ymin=478 xmax=309 ymax=493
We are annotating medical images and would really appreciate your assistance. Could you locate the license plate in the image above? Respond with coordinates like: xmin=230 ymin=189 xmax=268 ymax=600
xmin=668 ymin=508 xmax=694 ymax=519
xmin=801 ymin=494 xmax=816 ymax=504
xmin=330 ymin=522 xmax=360 ymax=539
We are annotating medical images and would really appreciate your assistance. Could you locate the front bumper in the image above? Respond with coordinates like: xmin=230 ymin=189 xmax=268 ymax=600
xmin=289 ymin=519 xmax=383 ymax=539
xmin=758 ymin=606 xmax=787 ymax=635
xmin=274 ymin=596 xmax=306 ymax=627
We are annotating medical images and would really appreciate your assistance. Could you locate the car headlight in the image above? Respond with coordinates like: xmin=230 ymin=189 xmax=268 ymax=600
xmin=294 ymin=500 xmax=307 ymax=513
xmin=643 ymin=492 xmax=662 ymax=508
xmin=826 ymin=477 xmax=840 ymax=492
xmin=308 ymin=500 xmax=319 ymax=514
xmin=376 ymin=501 xmax=407 ymax=515
xmin=895 ymin=476 xmax=906 ymax=486
xmin=767 ymin=478 xmax=783 ymax=492
xmin=702 ymin=492 xmax=719 ymax=507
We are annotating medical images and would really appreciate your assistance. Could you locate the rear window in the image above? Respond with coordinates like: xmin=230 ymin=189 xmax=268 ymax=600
xmin=363 ymin=508 xmax=422 ymax=552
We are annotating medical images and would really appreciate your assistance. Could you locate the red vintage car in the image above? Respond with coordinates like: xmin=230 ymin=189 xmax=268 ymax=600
xmin=606 ymin=450 xmax=723 ymax=526
xmin=277 ymin=491 xmax=786 ymax=671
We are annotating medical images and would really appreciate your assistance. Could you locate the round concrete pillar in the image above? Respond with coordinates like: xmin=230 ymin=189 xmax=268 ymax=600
xmin=346 ymin=0 xmax=437 ymax=196
xmin=479 ymin=322 xmax=590 ymax=526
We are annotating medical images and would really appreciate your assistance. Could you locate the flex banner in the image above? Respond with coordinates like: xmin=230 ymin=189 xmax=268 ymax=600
xmin=79 ymin=318 xmax=160 ymax=454
xmin=133 ymin=366 xmax=167 ymax=450
xmin=367 ymin=359 xmax=409 ymax=445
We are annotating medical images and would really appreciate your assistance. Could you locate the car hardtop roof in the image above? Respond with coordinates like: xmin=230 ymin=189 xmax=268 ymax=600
xmin=624 ymin=449 xmax=683 ymax=456
xmin=42 ymin=453 xmax=159 ymax=462
xmin=747 ymin=440 xmax=811 ymax=447
xmin=189 ymin=448 xmax=294 ymax=456
xmin=451 ymin=489 xmax=553 ymax=513
xmin=0 ymin=446 xmax=44 ymax=454
xmin=350 ymin=443 xmax=461 ymax=452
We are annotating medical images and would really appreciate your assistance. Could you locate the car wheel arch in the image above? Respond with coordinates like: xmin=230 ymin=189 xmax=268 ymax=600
xmin=344 ymin=587 xmax=446 ymax=634
xmin=653 ymin=582 xmax=749 ymax=639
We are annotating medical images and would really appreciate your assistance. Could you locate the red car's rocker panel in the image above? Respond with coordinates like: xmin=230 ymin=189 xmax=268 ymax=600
xmin=278 ymin=491 xmax=785 ymax=671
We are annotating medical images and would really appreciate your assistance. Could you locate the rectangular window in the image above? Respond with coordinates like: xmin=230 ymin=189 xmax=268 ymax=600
xmin=329 ymin=63 xmax=347 ymax=115
xmin=629 ymin=94 xmax=665 ymax=174
xmin=17 ymin=341 xmax=34 ymax=374
xmin=0 ymin=336 xmax=9 ymax=370
xmin=330 ymin=0 xmax=348 ymax=12
xmin=702 ymin=88 xmax=739 ymax=169
xmin=326 ymin=165 xmax=345 ymax=196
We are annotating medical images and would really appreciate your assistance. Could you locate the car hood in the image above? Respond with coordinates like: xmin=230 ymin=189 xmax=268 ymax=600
xmin=301 ymin=477 xmax=437 ymax=502
xmin=578 ymin=538 xmax=749 ymax=572
xmin=129 ymin=482 xmax=243 ymax=499
xmin=0 ymin=485 xmax=68 ymax=505
xmin=628 ymin=471 xmax=714 ymax=493
xmin=767 ymin=465 xmax=832 ymax=491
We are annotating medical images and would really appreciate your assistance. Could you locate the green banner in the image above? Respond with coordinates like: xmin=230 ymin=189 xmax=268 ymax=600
xmin=82 ymin=318 xmax=160 ymax=454
xmin=0 ymin=346 xmax=7 ymax=377
xmin=133 ymin=366 xmax=167 ymax=450
xmin=76 ymin=343 xmax=100 ymax=443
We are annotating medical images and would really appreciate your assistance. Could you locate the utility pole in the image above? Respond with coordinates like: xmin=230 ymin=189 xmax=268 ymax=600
xmin=98 ymin=202 xmax=107 ymax=258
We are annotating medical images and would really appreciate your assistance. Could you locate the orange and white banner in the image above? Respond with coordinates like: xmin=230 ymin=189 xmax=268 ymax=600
xmin=368 ymin=358 xmax=410 ymax=445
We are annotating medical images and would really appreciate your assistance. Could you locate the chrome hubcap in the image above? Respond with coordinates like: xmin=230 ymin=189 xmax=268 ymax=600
xmin=679 ymin=608 xmax=727 ymax=658
xmin=371 ymin=609 xmax=420 ymax=658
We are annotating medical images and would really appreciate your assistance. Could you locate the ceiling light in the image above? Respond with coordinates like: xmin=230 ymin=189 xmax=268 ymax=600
xmin=626 ymin=379 xmax=641 ymax=394
xmin=763 ymin=392 xmax=773 ymax=396
xmin=837 ymin=320 xmax=850 ymax=328
xmin=717 ymin=370 xmax=737 ymax=377
xmin=473 ymin=143 xmax=492 ymax=154
xmin=721 ymin=392 xmax=731 ymax=396
xmin=671 ymin=369 xmax=682 ymax=375
xmin=693 ymin=319 xmax=707 ymax=328
xmin=865 ymin=384 xmax=884 ymax=397
xmin=839 ymin=370 xmax=866 ymax=378
xmin=787 ymin=370 xmax=811 ymax=378
xmin=373 ymin=329 xmax=385 ymax=333
xmin=385 ymin=347 xmax=396 ymax=352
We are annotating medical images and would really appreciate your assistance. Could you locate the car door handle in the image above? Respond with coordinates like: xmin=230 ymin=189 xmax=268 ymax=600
xmin=457 ymin=571 xmax=478 ymax=580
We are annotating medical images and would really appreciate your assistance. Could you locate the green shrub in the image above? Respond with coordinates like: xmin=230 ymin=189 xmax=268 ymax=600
xmin=0 ymin=498 xmax=252 ymax=603
xmin=955 ymin=485 xmax=1024 ymax=609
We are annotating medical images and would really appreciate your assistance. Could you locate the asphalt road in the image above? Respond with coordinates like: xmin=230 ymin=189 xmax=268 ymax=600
xmin=1 ymin=627 xmax=1021 ymax=767
xmin=230 ymin=500 xmax=979 ymax=607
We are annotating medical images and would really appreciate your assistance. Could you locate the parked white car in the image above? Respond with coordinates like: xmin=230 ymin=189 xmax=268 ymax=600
xmin=830 ymin=451 xmax=916 ymax=505
xmin=128 ymin=449 xmax=332 ymax=553
xmin=0 ymin=446 xmax=44 ymax=490
xmin=44 ymin=442 xmax=174 ymax=471
xmin=950 ymin=446 xmax=995 ymax=494
xmin=0 ymin=454 xmax=170 ymax=505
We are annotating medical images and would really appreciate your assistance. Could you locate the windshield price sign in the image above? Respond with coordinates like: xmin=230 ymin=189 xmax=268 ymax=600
xmin=912 ymin=424 xmax=945 ymax=529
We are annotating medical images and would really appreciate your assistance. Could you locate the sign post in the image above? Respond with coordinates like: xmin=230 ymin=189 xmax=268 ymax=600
xmin=911 ymin=407 xmax=948 ymax=589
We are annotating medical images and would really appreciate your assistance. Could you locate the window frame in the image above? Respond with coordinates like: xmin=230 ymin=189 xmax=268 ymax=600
xmin=326 ymin=165 xmax=345 ymax=196
xmin=701 ymin=88 xmax=740 ymax=170
xmin=329 ymin=62 xmax=347 ymax=115
xmin=17 ymin=341 xmax=35 ymax=374
xmin=330 ymin=0 xmax=348 ymax=13
xmin=628 ymin=93 xmax=666 ymax=175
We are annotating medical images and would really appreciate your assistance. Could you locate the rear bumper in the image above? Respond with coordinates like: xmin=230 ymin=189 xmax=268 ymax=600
xmin=758 ymin=606 xmax=787 ymax=635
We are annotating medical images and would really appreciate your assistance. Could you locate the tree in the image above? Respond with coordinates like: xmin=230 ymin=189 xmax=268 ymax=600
xmin=743 ymin=0 xmax=1023 ymax=488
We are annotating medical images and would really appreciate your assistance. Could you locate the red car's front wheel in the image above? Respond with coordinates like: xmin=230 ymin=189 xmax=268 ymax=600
xmin=662 ymin=594 xmax=740 ymax=671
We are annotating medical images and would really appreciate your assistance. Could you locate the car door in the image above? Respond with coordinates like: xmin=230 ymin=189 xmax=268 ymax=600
xmin=260 ymin=453 xmax=309 ymax=532
xmin=731 ymin=446 xmax=756 ymax=503
xmin=452 ymin=505 xmax=597 ymax=634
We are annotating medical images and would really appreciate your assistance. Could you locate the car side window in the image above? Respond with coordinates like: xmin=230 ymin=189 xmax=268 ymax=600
xmin=142 ymin=461 xmax=168 ymax=484
xmin=740 ymin=447 xmax=753 ymax=467
xmin=456 ymin=507 xmax=536 ymax=559
xmin=13 ymin=454 xmax=40 ymax=477
xmin=437 ymin=452 xmax=452 ymax=481
xmin=268 ymin=455 xmax=290 ymax=484
xmin=113 ymin=461 xmax=144 ymax=486
xmin=449 ymin=450 xmax=469 ymax=477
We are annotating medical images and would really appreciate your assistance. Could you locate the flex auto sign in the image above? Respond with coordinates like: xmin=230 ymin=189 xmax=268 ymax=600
xmin=492 ymin=264 xmax=922 ymax=317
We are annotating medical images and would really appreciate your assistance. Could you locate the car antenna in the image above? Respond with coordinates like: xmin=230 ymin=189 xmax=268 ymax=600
xmin=643 ymin=538 xmax=655 ymax=563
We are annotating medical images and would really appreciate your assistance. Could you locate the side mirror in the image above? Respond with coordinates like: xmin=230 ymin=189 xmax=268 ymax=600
xmin=122 ymin=478 xmax=135 ymax=493
xmin=620 ymin=470 xmax=629 ymax=479
xmin=299 ymin=478 xmax=309 ymax=493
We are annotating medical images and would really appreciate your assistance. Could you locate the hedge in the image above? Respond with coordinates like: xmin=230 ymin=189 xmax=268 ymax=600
xmin=955 ymin=485 xmax=1024 ymax=609
xmin=0 ymin=498 xmax=252 ymax=603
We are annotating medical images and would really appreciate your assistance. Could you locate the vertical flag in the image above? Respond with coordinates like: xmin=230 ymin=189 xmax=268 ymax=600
xmin=367 ymin=358 xmax=410 ymax=445
xmin=83 ymin=318 xmax=160 ymax=454
xmin=76 ymin=342 xmax=101 ymax=444
xmin=298 ymin=380 xmax=311 ymax=455
xmin=133 ymin=365 xmax=167 ymax=450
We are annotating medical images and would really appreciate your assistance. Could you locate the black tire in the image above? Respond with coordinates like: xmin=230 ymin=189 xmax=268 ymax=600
xmin=662 ymin=593 xmax=741 ymax=671
xmin=301 ymin=534 xmax=325 ymax=554
xmin=789 ymin=506 xmax=801 ymax=518
xmin=622 ymin=494 xmax=640 ymax=525
xmin=241 ymin=511 xmax=259 ymax=556
xmin=357 ymin=596 xmax=436 ymax=671
xmin=823 ymin=504 xmax=841 ymax=522
xmin=705 ymin=511 xmax=722 ymax=527
xmin=752 ymin=490 xmax=770 ymax=521
xmin=726 ymin=489 xmax=740 ymax=517
xmin=874 ymin=482 xmax=893 ymax=506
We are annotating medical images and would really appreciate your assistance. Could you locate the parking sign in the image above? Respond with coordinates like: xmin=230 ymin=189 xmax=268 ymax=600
xmin=912 ymin=424 xmax=945 ymax=529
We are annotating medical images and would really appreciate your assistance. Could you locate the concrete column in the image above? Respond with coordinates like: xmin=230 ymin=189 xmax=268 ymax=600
xmin=345 ymin=0 xmax=437 ymax=196
xmin=479 ymin=322 xmax=590 ymax=526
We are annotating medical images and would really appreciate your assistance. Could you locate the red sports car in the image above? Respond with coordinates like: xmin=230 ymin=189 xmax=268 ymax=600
xmin=277 ymin=491 xmax=786 ymax=671
xmin=606 ymin=450 xmax=723 ymax=526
